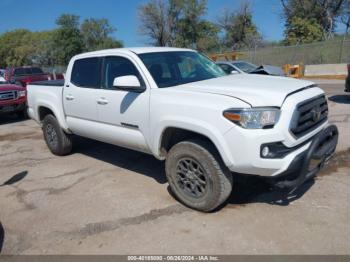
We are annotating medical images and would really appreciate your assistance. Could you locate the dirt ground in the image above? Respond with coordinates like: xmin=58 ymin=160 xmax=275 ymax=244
xmin=0 ymin=81 xmax=349 ymax=255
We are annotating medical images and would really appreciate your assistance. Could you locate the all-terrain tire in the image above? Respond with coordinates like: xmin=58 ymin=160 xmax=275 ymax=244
xmin=165 ymin=139 xmax=233 ymax=212
xmin=42 ymin=114 xmax=72 ymax=156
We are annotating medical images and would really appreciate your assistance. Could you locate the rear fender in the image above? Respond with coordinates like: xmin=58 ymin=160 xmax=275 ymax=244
xmin=36 ymin=101 xmax=70 ymax=133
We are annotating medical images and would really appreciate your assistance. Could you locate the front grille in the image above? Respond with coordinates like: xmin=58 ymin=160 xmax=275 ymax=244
xmin=290 ymin=95 xmax=328 ymax=138
xmin=0 ymin=91 xmax=17 ymax=101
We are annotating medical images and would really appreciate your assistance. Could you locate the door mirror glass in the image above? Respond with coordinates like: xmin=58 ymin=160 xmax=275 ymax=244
xmin=113 ymin=75 xmax=145 ymax=92
xmin=230 ymin=70 xmax=239 ymax=75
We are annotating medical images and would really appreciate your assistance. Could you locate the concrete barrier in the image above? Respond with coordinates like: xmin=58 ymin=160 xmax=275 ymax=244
xmin=304 ymin=64 xmax=348 ymax=77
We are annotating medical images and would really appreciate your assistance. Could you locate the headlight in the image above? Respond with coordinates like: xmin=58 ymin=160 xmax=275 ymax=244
xmin=223 ymin=108 xmax=280 ymax=129
xmin=18 ymin=90 xmax=26 ymax=97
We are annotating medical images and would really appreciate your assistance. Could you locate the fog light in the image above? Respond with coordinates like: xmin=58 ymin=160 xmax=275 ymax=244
xmin=262 ymin=146 xmax=270 ymax=157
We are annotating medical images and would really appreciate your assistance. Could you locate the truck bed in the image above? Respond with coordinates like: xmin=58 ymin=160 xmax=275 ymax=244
xmin=27 ymin=81 xmax=67 ymax=129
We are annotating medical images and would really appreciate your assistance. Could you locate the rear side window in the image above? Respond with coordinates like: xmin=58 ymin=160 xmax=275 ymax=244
xmin=71 ymin=57 xmax=101 ymax=88
xmin=31 ymin=67 xmax=44 ymax=74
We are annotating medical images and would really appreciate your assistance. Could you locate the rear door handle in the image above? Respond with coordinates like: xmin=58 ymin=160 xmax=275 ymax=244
xmin=97 ymin=98 xmax=108 ymax=105
xmin=65 ymin=94 xmax=74 ymax=101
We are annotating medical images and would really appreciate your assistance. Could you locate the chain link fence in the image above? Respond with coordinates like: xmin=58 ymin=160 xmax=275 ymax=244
xmin=237 ymin=39 xmax=350 ymax=66
xmin=41 ymin=39 xmax=349 ymax=74
xmin=42 ymin=65 xmax=67 ymax=76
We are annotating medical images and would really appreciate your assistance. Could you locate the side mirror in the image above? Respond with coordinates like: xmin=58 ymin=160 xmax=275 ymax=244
xmin=113 ymin=75 xmax=145 ymax=93
xmin=230 ymin=70 xmax=239 ymax=75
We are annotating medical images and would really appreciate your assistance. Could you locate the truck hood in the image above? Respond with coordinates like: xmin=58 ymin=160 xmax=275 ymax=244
xmin=0 ymin=83 xmax=25 ymax=91
xmin=173 ymin=74 xmax=315 ymax=107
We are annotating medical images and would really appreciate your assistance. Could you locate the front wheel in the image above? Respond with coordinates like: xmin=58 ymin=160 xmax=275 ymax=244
xmin=42 ymin=114 xmax=72 ymax=156
xmin=165 ymin=139 xmax=233 ymax=212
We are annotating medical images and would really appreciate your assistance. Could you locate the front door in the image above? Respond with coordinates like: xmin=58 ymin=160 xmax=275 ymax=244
xmin=94 ymin=55 xmax=150 ymax=152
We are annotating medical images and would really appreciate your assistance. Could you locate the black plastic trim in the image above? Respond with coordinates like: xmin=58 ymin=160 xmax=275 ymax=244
xmin=289 ymin=94 xmax=328 ymax=138
xmin=270 ymin=125 xmax=338 ymax=191
xmin=29 ymin=80 xmax=65 ymax=87
xmin=260 ymin=139 xmax=311 ymax=159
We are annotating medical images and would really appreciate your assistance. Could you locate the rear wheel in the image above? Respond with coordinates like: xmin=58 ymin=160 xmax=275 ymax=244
xmin=42 ymin=114 xmax=72 ymax=156
xmin=165 ymin=139 xmax=233 ymax=212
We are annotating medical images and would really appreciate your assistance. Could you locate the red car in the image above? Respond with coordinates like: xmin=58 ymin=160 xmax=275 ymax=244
xmin=4 ymin=66 xmax=64 ymax=87
xmin=0 ymin=82 xmax=27 ymax=117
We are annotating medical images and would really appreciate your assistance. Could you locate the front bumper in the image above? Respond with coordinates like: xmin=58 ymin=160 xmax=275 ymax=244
xmin=267 ymin=124 xmax=338 ymax=190
xmin=223 ymin=87 xmax=332 ymax=176
xmin=0 ymin=102 xmax=26 ymax=114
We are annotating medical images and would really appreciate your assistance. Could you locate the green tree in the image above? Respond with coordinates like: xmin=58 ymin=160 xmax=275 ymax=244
xmin=284 ymin=17 xmax=324 ymax=45
xmin=281 ymin=0 xmax=346 ymax=40
xmin=218 ymin=1 xmax=261 ymax=50
xmin=195 ymin=21 xmax=220 ymax=52
xmin=138 ymin=0 xmax=219 ymax=51
xmin=80 ymin=18 xmax=123 ymax=51
xmin=174 ymin=0 xmax=208 ymax=48
xmin=138 ymin=0 xmax=172 ymax=46
xmin=51 ymin=14 xmax=84 ymax=65
xmin=29 ymin=31 xmax=55 ymax=66
xmin=0 ymin=29 xmax=38 ymax=67
xmin=167 ymin=0 xmax=184 ymax=46
xmin=0 ymin=14 xmax=124 ymax=68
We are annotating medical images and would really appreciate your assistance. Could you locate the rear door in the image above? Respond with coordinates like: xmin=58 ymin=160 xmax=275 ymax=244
xmin=63 ymin=57 xmax=101 ymax=137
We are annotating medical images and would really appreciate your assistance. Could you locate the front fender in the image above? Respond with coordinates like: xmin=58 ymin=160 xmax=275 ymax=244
xmin=151 ymin=116 xmax=236 ymax=168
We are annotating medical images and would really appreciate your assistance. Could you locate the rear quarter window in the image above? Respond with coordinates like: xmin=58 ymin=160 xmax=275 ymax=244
xmin=71 ymin=57 xmax=101 ymax=88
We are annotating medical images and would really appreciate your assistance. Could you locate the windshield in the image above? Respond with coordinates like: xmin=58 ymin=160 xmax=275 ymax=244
xmin=232 ymin=61 xmax=257 ymax=73
xmin=0 ymin=75 xmax=6 ymax=84
xmin=138 ymin=51 xmax=226 ymax=88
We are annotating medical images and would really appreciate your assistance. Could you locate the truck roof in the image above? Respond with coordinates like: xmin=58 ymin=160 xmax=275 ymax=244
xmin=73 ymin=47 xmax=195 ymax=59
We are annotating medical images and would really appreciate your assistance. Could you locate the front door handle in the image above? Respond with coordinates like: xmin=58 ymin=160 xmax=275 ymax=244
xmin=65 ymin=94 xmax=74 ymax=101
xmin=97 ymin=98 xmax=108 ymax=105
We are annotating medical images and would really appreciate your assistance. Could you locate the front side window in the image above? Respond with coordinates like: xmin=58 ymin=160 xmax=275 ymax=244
xmin=138 ymin=51 xmax=226 ymax=88
xmin=102 ymin=56 xmax=144 ymax=89
xmin=71 ymin=57 xmax=101 ymax=88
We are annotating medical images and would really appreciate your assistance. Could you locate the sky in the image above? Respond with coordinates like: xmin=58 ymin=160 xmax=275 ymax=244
xmin=0 ymin=0 xmax=344 ymax=47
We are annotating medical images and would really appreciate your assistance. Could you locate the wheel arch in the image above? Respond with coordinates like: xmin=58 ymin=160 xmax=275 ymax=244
xmin=36 ymin=103 xmax=70 ymax=132
xmin=156 ymin=124 xmax=235 ymax=168
xmin=38 ymin=106 xmax=55 ymax=121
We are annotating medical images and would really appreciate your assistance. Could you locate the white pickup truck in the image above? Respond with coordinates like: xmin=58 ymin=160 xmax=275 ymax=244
xmin=27 ymin=47 xmax=338 ymax=211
